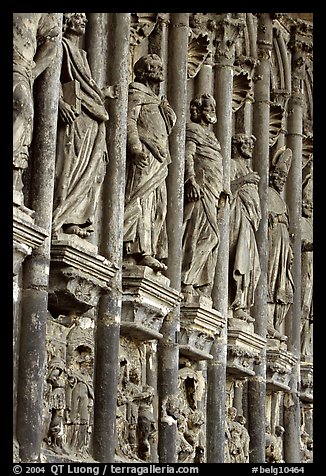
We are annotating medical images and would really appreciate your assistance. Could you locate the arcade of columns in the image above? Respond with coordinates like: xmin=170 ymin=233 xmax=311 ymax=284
xmin=13 ymin=13 xmax=313 ymax=464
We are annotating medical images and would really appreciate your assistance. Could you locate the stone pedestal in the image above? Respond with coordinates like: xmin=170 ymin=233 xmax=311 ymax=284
xmin=179 ymin=296 xmax=225 ymax=361
xmin=227 ymin=318 xmax=266 ymax=377
xmin=49 ymin=235 xmax=117 ymax=316
xmin=121 ymin=264 xmax=181 ymax=341
xmin=300 ymin=360 xmax=313 ymax=403
xmin=266 ymin=339 xmax=297 ymax=391
xmin=13 ymin=205 xmax=47 ymax=274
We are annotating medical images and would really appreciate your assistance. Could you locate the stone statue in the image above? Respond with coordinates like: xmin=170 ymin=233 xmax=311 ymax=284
xmin=236 ymin=415 xmax=250 ymax=462
xmin=229 ymin=133 xmax=261 ymax=322
xmin=123 ymin=54 xmax=176 ymax=272
xmin=13 ymin=13 xmax=61 ymax=205
xmin=181 ymin=93 xmax=229 ymax=300
xmin=301 ymin=174 xmax=313 ymax=357
xmin=65 ymin=349 xmax=94 ymax=456
xmin=300 ymin=431 xmax=313 ymax=463
xmin=267 ymin=147 xmax=294 ymax=341
xmin=46 ymin=357 xmax=67 ymax=453
xmin=266 ymin=425 xmax=285 ymax=463
xmin=52 ymin=13 xmax=111 ymax=238
xmin=225 ymin=406 xmax=247 ymax=463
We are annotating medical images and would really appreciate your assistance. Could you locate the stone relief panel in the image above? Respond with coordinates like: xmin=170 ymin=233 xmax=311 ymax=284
xmin=12 ymin=12 xmax=313 ymax=465
xmin=300 ymin=404 xmax=313 ymax=463
xmin=123 ymin=54 xmax=176 ymax=273
xmin=13 ymin=13 xmax=61 ymax=208
xmin=116 ymin=337 xmax=156 ymax=463
xmin=176 ymin=361 xmax=206 ymax=463
xmin=265 ymin=392 xmax=285 ymax=463
xmin=224 ymin=405 xmax=250 ymax=463
xmin=43 ymin=314 xmax=95 ymax=460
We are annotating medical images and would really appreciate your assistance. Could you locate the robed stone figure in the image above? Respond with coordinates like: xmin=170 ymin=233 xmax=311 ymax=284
xmin=229 ymin=134 xmax=261 ymax=322
xmin=123 ymin=54 xmax=176 ymax=272
xmin=52 ymin=13 xmax=110 ymax=239
xmin=181 ymin=93 xmax=229 ymax=300
xmin=267 ymin=147 xmax=294 ymax=340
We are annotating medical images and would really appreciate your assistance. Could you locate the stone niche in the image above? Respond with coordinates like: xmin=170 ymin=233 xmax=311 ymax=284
xmin=121 ymin=264 xmax=181 ymax=341
xmin=227 ymin=318 xmax=266 ymax=377
xmin=266 ymin=339 xmax=296 ymax=392
xmin=42 ymin=314 xmax=96 ymax=463
xmin=179 ymin=295 xmax=225 ymax=361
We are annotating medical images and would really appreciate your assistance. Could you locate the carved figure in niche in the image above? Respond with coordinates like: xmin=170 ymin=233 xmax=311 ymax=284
xmin=301 ymin=173 xmax=313 ymax=357
xmin=177 ymin=364 xmax=205 ymax=462
xmin=300 ymin=431 xmax=313 ymax=463
xmin=138 ymin=402 xmax=156 ymax=461
xmin=46 ymin=357 xmax=67 ymax=453
xmin=13 ymin=13 xmax=60 ymax=205
xmin=225 ymin=406 xmax=246 ymax=463
xmin=265 ymin=425 xmax=285 ymax=463
xmin=267 ymin=147 xmax=294 ymax=341
xmin=52 ymin=13 xmax=111 ymax=239
xmin=181 ymin=93 xmax=229 ymax=300
xmin=229 ymin=134 xmax=261 ymax=323
xmin=236 ymin=415 xmax=250 ymax=462
xmin=123 ymin=54 xmax=176 ymax=272
xmin=117 ymin=357 xmax=155 ymax=461
xmin=65 ymin=345 xmax=94 ymax=456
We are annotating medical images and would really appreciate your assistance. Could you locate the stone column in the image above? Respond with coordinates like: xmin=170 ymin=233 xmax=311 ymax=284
xmin=85 ymin=13 xmax=109 ymax=87
xmin=206 ymin=14 xmax=242 ymax=463
xmin=148 ymin=13 xmax=170 ymax=96
xmin=283 ymin=22 xmax=311 ymax=463
xmin=195 ymin=61 xmax=214 ymax=97
xmin=16 ymin=15 xmax=63 ymax=462
xmin=248 ymin=12 xmax=273 ymax=463
xmin=157 ymin=12 xmax=189 ymax=463
xmin=92 ymin=13 xmax=130 ymax=463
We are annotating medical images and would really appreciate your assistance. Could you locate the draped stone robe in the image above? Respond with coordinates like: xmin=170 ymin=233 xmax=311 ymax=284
xmin=124 ymin=81 xmax=176 ymax=259
xmin=181 ymin=122 xmax=224 ymax=288
xmin=52 ymin=37 xmax=109 ymax=234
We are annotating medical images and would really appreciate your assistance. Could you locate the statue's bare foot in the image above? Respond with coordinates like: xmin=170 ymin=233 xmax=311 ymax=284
xmin=197 ymin=284 xmax=212 ymax=297
xmin=181 ymin=284 xmax=198 ymax=302
xmin=234 ymin=308 xmax=255 ymax=323
xmin=63 ymin=225 xmax=89 ymax=238
xmin=139 ymin=255 xmax=167 ymax=272
xmin=267 ymin=326 xmax=287 ymax=341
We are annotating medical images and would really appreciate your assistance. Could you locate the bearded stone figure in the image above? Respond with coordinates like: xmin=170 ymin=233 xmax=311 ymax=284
xmin=123 ymin=54 xmax=177 ymax=272
xmin=181 ymin=93 xmax=229 ymax=301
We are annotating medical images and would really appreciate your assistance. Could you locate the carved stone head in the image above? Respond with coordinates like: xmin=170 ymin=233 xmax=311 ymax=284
xmin=133 ymin=54 xmax=164 ymax=83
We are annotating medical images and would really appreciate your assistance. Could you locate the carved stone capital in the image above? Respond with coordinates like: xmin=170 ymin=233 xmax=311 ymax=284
xmin=49 ymin=237 xmax=117 ymax=316
xmin=213 ymin=14 xmax=246 ymax=64
xmin=179 ymin=302 xmax=225 ymax=361
xmin=227 ymin=318 xmax=266 ymax=377
xmin=300 ymin=361 xmax=313 ymax=403
xmin=266 ymin=340 xmax=297 ymax=391
xmin=130 ymin=13 xmax=158 ymax=46
xmin=121 ymin=264 xmax=181 ymax=341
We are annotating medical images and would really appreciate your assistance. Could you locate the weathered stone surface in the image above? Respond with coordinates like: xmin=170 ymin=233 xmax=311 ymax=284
xmin=12 ymin=12 xmax=313 ymax=465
